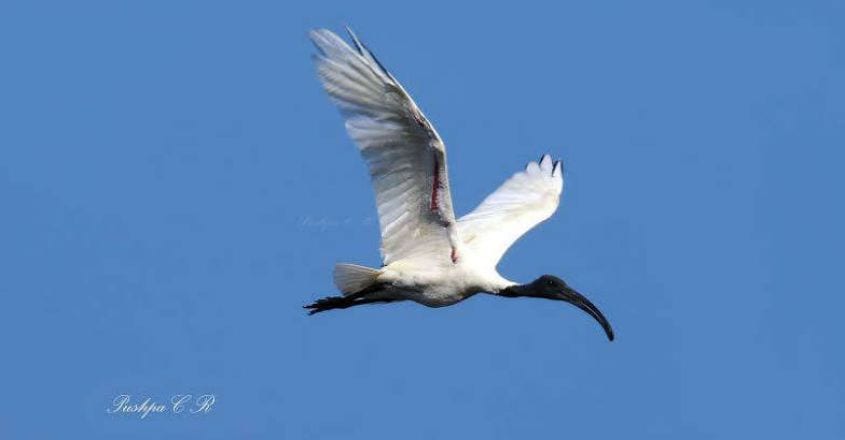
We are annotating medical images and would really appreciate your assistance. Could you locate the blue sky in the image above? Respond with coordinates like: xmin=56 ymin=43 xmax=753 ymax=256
xmin=1 ymin=0 xmax=843 ymax=438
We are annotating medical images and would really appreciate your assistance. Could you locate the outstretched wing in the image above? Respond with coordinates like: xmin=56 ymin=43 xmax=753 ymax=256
xmin=458 ymin=155 xmax=564 ymax=268
xmin=310 ymin=28 xmax=460 ymax=265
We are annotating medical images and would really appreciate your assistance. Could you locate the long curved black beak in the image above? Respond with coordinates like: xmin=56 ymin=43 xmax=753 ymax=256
xmin=561 ymin=288 xmax=615 ymax=341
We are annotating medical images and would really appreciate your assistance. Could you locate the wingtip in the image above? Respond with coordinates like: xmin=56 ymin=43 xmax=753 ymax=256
xmin=308 ymin=28 xmax=329 ymax=41
xmin=308 ymin=28 xmax=336 ymax=53
xmin=539 ymin=154 xmax=554 ymax=172
xmin=525 ymin=160 xmax=541 ymax=173
xmin=344 ymin=25 xmax=364 ymax=54
xmin=344 ymin=25 xmax=356 ymax=39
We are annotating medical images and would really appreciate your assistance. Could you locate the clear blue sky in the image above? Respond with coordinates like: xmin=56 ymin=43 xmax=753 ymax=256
xmin=1 ymin=0 xmax=842 ymax=438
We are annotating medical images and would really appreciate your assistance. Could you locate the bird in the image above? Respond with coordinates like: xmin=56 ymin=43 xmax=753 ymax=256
xmin=304 ymin=27 xmax=614 ymax=341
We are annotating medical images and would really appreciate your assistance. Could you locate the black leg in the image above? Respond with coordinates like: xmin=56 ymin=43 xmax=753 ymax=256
xmin=304 ymin=294 xmax=399 ymax=315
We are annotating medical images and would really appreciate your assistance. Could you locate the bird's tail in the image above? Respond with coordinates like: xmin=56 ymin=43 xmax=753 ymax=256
xmin=333 ymin=263 xmax=380 ymax=296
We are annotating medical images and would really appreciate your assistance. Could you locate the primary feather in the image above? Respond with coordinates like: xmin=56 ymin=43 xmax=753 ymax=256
xmin=310 ymin=28 xmax=460 ymax=266
xmin=459 ymin=155 xmax=564 ymax=268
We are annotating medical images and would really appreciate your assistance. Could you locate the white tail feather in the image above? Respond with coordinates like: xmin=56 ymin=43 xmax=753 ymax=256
xmin=333 ymin=263 xmax=379 ymax=295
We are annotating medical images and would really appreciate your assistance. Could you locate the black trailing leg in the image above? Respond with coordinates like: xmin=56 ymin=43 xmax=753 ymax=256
xmin=304 ymin=288 xmax=398 ymax=315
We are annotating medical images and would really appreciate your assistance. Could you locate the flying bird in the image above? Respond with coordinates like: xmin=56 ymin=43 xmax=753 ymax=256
xmin=305 ymin=28 xmax=614 ymax=341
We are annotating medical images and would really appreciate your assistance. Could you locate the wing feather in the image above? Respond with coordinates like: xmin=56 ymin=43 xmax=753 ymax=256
xmin=458 ymin=155 xmax=564 ymax=267
xmin=310 ymin=28 xmax=460 ymax=265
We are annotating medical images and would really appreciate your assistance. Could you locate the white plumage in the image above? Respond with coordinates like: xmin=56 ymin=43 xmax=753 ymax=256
xmin=306 ymin=28 xmax=613 ymax=341
xmin=459 ymin=155 xmax=564 ymax=269
xmin=310 ymin=28 xmax=459 ymax=267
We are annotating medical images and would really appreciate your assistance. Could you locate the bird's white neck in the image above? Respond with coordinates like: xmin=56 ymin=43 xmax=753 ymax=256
xmin=485 ymin=271 xmax=518 ymax=294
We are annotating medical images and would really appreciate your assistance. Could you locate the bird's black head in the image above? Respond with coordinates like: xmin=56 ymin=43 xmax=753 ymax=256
xmin=503 ymin=275 xmax=614 ymax=341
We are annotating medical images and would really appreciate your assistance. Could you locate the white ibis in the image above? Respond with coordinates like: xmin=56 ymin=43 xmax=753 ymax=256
xmin=305 ymin=28 xmax=614 ymax=341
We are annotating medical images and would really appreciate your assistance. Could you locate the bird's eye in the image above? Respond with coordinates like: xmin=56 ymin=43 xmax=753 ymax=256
xmin=546 ymin=279 xmax=555 ymax=287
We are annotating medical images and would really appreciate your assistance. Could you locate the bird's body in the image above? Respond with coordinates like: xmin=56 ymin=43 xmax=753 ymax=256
xmin=305 ymin=28 xmax=615 ymax=341
xmin=376 ymin=251 xmax=513 ymax=307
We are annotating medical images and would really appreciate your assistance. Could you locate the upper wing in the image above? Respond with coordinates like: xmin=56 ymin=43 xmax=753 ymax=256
xmin=310 ymin=28 xmax=460 ymax=265
xmin=458 ymin=155 xmax=564 ymax=268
